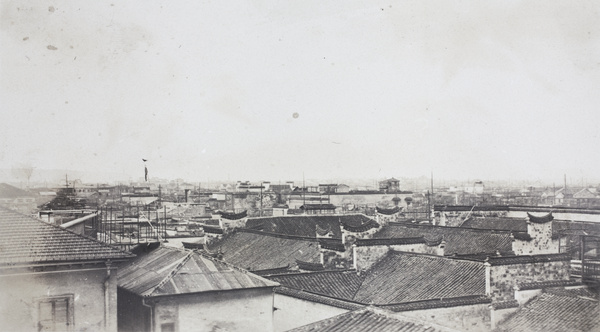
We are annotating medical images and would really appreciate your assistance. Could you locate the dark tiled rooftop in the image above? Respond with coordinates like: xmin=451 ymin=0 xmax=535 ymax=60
xmin=461 ymin=217 xmax=527 ymax=232
xmin=374 ymin=222 xmax=513 ymax=256
xmin=118 ymin=246 xmax=277 ymax=297
xmin=486 ymin=253 xmax=571 ymax=266
xmin=0 ymin=207 xmax=133 ymax=266
xmin=207 ymin=230 xmax=320 ymax=271
xmin=245 ymin=214 xmax=377 ymax=239
xmin=288 ymin=306 xmax=440 ymax=332
xmin=496 ymin=290 xmax=600 ymax=332
xmin=355 ymin=251 xmax=486 ymax=304
xmin=269 ymin=251 xmax=486 ymax=306
xmin=269 ymin=270 xmax=364 ymax=300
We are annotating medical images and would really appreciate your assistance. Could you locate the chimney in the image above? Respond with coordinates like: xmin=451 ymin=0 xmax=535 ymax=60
xmin=185 ymin=189 xmax=190 ymax=203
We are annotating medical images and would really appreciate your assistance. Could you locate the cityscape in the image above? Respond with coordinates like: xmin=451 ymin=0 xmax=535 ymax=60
xmin=2 ymin=1 xmax=600 ymax=331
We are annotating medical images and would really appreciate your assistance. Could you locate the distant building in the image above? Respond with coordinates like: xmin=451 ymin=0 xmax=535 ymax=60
xmin=0 ymin=183 xmax=37 ymax=214
xmin=379 ymin=178 xmax=400 ymax=192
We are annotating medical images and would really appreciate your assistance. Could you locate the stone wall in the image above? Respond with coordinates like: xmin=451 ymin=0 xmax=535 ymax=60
xmin=488 ymin=260 xmax=570 ymax=301
xmin=512 ymin=220 xmax=560 ymax=255
xmin=354 ymin=244 xmax=439 ymax=271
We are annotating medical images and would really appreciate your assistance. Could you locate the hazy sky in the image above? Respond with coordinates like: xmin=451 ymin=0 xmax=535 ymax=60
xmin=1 ymin=1 xmax=599 ymax=184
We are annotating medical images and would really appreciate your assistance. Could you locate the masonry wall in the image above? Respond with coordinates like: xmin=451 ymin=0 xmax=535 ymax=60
xmin=512 ymin=222 xmax=559 ymax=255
xmin=0 ymin=264 xmax=117 ymax=332
xmin=152 ymin=287 xmax=275 ymax=332
xmin=375 ymin=213 xmax=399 ymax=226
xmin=354 ymin=244 xmax=438 ymax=271
xmin=397 ymin=303 xmax=491 ymax=332
xmin=488 ymin=260 xmax=570 ymax=301
xmin=273 ymin=294 xmax=348 ymax=332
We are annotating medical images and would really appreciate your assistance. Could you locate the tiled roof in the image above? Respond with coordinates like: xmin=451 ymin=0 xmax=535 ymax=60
xmin=318 ymin=238 xmax=345 ymax=252
xmin=376 ymin=206 xmax=401 ymax=215
xmin=245 ymin=214 xmax=378 ymax=239
xmin=516 ymin=279 xmax=581 ymax=291
xmin=527 ymin=212 xmax=554 ymax=224
xmin=355 ymin=237 xmax=428 ymax=247
xmin=355 ymin=251 xmax=486 ymax=304
xmin=275 ymin=286 xmax=364 ymax=311
xmin=220 ymin=210 xmax=247 ymax=220
xmin=269 ymin=251 xmax=486 ymax=305
xmin=118 ymin=246 xmax=277 ymax=297
xmin=496 ymin=290 xmax=600 ymax=332
xmin=486 ymin=253 xmax=571 ymax=266
xmin=490 ymin=300 xmax=520 ymax=310
xmin=269 ymin=270 xmax=364 ymax=300
xmin=288 ymin=306 xmax=440 ymax=332
xmin=375 ymin=222 xmax=513 ymax=256
xmin=460 ymin=217 xmax=527 ymax=232
xmin=0 ymin=207 xmax=133 ymax=266
xmin=381 ymin=295 xmax=492 ymax=312
xmin=0 ymin=183 xmax=35 ymax=198
xmin=207 ymin=230 xmax=320 ymax=271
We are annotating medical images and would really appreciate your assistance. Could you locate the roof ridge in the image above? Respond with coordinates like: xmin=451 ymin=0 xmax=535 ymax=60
xmin=237 ymin=228 xmax=318 ymax=241
xmin=387 ymin=221 xmax=513 ymax=234
xmin=149 ymin=251 xmax=193 ymax=296
xmin=267 ymin=268 xmax=356 ymax=277
xmin=194 ymin=249 xmax=279 ymax=287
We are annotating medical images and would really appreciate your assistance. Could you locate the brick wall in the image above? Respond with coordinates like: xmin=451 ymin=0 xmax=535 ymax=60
xmin=488 ymin=260 xmax=570 ymax=301
xmin=513 ymin=222 xmax=560 ymax=255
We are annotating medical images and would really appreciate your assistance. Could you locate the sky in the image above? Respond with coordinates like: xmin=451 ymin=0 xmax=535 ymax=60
xmin=1 ymin=1 xmax=600 ymax=185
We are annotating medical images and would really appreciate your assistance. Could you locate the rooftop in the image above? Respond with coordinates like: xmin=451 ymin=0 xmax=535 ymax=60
xmin=374 ymin=222 xmax=513 ymax=256
xmin=118 ymin=246 xmax=278 ymax=297
xmin=269 ymin=251 xmax=486 ymax=305
xmin=496 ymin=289 xmax=600 ymax=332
xmin=245 ymin=214 xmax=378 ymax=239
xmin=207 ymin=229 xmax=320 ymax=271
xmin=0 ymin=207 xmax=133 ymax=266
xmin=288 ymin=306 xmax=440 ymax=332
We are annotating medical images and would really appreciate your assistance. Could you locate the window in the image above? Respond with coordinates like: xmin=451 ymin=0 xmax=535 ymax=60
xmin=37 ymin=295 xmax=73 ymax=331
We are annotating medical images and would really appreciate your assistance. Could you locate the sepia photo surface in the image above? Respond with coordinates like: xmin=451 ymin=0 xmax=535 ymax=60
xmin=1 ymin=1 xmax=599 ymax=331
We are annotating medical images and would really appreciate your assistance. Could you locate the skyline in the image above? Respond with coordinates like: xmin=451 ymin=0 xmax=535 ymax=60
xmin=2 ymin=1 xmax=600 ymax=183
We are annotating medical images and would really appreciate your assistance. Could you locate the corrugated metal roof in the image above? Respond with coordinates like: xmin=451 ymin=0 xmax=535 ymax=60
xmin=118 ymin=246 xmax=278 ymax=297
xmin=0 ymin=207 xmax=133 ymax=266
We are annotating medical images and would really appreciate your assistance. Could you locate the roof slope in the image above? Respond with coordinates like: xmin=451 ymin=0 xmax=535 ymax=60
xmin=207 ymin=230 xmax=320 ymax=271
xmin=269 ymin=251 xmax=486 ymax=305
xmin=118 ymin=246 xmax=278 ymax=297
xmin=269 ymin=270 xmax=364 ymax=300
xmin=355 ymin=251 xmax=486 ymax=304
xmin=0 ymin=207 xmax=133 ymax=266
xmin=460 ymin=217 xmax=527 ymax=232
xmin=245 ymin=214 xmax=377 ymax=239
xmin=496 ymin=290 xmax=600 ymax=332
xmin=375 ymin=222 xmax=513 ymax=255
xmin=288 ymin=307 xmax=440 ymax=332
